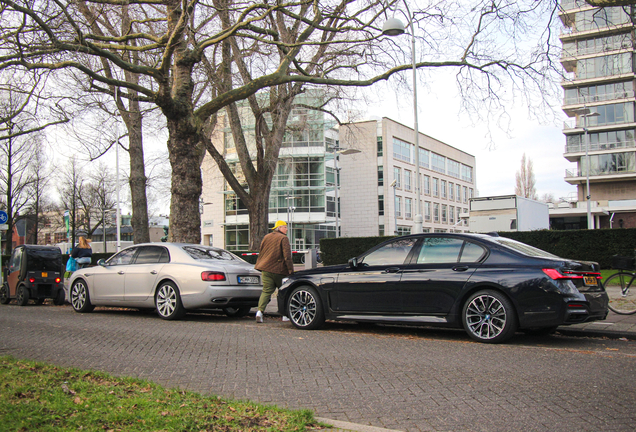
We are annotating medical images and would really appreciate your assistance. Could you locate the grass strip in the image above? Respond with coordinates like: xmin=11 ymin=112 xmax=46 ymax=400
xmin=0 ymin=356 xmax=322 ymax=431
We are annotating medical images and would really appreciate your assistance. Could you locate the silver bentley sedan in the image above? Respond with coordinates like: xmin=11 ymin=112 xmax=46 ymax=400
xmin=66 ymin=243 xmax=262 ymax=320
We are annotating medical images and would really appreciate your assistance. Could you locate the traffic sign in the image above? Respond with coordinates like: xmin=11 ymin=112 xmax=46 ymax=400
xmin=0 ymin=211 xmax=7 ymax=224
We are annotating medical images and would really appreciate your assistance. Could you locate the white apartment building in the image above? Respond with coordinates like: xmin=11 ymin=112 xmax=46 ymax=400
xmin=558 ymin=0 xmax=636 ymax=229
xmin=338 ymin=118 xmax=476 ymax=236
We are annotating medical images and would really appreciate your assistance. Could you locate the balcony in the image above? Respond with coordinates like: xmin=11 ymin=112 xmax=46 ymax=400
xmin=559 ymin=0 xmax=590 ymax=12
xmin=564 ymin=90 xmax=634 ymax=107
xmin=565 ymin=167 xmax=636 ymax=184
xmin=565 ymin=140 xmax=636 ymax=155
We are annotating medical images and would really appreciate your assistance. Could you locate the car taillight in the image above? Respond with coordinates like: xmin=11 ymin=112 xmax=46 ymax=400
xmin=29 ymin=278 xmax=35 ymax=283
xmin=542 ymin=269 xmax=602 ymax=280
xmin=201 ymin=271 xmax=226 ymax=281
xmin=55 ymin=278 xmax=61 ymax=283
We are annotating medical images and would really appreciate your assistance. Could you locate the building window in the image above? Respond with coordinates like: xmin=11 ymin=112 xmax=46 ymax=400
xmin=442 ymin=204 xmax=447 ymax=223
xmin=576 ymin=53 xmax=632 ymax=80
xmin=433 ymin=178 xmax=439 ymax=197
xmin=456 ymin=184 xmax=462 ymax=202
xmin=579 ymin=151 xmax=636 ymax=175
xmin=395 ymin=196 xmax=402 ymax=218
xmin=567 ymin=128 xmax=635 ymax=153
xmin=393 ymin=137 xmax=413 ymax=163
xmin=447 ymin=159 xmax=460 ymax=179
xmin=378 ymin=166 xmax=384 ymax=186
xmin=394 ymin=167 xmax=402 ymax=188
xmin=379 ymin=195 xmax=384 ymax=216
xmin=431 ymin=153 xmax=446 ymax=174
xmin=469 ymin=188 xmax=474 ymax=199
xmin=461 ymin=165 xmax=473 ymax=182
xmin=397 ymin=226 xmax=411 ymax=235
xmin=433 ymin=203 xmax=440 ymax=222
xmin=377 ymin=136 xmax=383 ymax=156
xmin=404 ymin=170 xmax=412 ymax=191
xmin=582 ymin=103 xmax=635 ymax=127
xmin=419 ymin=148 xmax=430 ymax=169
xmin=424 ymin=202 xmax=431 ymax=222
xmin=379 ymin=225 xmax=385 ymax=236
xmin=449 ymin=182 xmax=455 ymax=200
xmin=225 ymin=224 xmax=250 ymax=251
xmin=405 ymin=198 xmax=412 ymax=219
xmin=450 ymin=206 xmax=455 ymax=224
xmin=441 ymin=180 xmax=447 ymax=199
xmin=423 ymin=175 xmax=431 ymax=195
xmin=463 ymin=186 xmax=468 ymax=203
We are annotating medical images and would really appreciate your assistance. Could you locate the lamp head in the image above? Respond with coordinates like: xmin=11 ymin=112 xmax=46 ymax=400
xmin=382 ymin=17 xmax=405 ymax=36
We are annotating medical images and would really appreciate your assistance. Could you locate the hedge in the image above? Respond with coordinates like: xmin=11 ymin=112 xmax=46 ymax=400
xmin=319 ymin=228 xmax=636 ymax=269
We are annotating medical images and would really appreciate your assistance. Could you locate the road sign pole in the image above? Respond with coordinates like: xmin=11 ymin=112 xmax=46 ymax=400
xmin=0 ymin=210 xmax=8 ymax=286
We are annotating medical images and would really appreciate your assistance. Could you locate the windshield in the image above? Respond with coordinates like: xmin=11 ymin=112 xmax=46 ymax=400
xmin=490 ymin=237 xmax=560 ymax=259
xmin=182 ymin=246 xmax=240 ymax=261
xmin=26 ymin=250 xmax=62 ymax=272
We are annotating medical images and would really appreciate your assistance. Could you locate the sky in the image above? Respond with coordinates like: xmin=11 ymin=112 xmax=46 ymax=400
xmin=362 ymin=72 xmax=578 ymax=203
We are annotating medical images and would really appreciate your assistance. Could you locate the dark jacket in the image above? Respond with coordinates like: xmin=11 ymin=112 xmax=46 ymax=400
xmin=71 ymin=247 xmax=92 ymax=259
xmin=254 ymin=230 xmax=294 ymax=276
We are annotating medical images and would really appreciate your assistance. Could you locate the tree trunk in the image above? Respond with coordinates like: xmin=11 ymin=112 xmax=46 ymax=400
xmin=166 ymin=117 xmax=203 ymax=244
xmin=248 ymin=191 xmax=270 ymax=251
xmin=125 ymin=107 xmax=150 ymax=243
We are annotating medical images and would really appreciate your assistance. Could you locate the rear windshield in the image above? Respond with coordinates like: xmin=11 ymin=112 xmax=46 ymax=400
xmin=489 ymin=237 xmax=560 ymax=259
xmin=26 ymin=250 xmax=62 ymax=272
xmin=182 ymin=246 xmax=240 ymax=261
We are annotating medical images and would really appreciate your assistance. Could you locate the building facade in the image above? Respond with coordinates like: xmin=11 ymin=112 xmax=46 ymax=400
xmin=559 ymin=0 xmax=636 ymax=228
xmin=200 ymin=95 xmax=340 ymax=252
xmin=339 ymin=118 xmax=476 ymax=236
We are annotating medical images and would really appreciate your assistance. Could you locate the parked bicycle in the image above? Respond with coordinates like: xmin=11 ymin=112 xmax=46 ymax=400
xmin=604 ymin=255 xmax=636 ymax=315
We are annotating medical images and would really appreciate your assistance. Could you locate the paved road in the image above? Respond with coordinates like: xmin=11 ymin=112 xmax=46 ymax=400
xmin=1 ymin=304 xmax=635 ymax=431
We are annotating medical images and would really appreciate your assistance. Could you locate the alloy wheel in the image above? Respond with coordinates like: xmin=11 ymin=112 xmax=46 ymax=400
xmin=71 ymin=282 xmax=87 ymax=310
xmin=289 ymin=289 xmax=317 ymax=327
xmin=465 ymin=293 xmax=507 ymax=340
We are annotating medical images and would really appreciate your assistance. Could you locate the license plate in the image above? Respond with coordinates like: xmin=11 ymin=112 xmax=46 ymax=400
xmin=238 ymin=276 xmax=260 ymax=284
xmin=583 ymin=276 xmax=597 ymax=286
xmin=41 ymin=272 xmax=48 ymax=278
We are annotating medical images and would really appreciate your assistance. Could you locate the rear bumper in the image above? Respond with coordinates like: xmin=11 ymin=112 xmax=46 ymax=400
xmin=25 ymin=282 xmax=65 ymax=299
xmin=181 ymin=285 xmax=262 ymax=310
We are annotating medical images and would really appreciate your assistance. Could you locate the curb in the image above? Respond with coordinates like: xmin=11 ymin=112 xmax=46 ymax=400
xmin=313 ymin=417 xmax=404 ymax=432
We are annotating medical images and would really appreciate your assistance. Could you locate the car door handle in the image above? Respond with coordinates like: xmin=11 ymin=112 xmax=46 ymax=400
xmin=453 ymin=266 xmax=470 ymax=272
xmin=118 ymin=271 xmax=125 ymax=275
xmin=384 ymin=267 xmax=401 ymax=273
xmin=150 ymin=270 xmax=157 ymax=275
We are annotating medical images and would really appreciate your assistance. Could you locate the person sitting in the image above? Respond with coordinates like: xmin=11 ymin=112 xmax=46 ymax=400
xmin=71 ymin=236 xmax=93 ymax=268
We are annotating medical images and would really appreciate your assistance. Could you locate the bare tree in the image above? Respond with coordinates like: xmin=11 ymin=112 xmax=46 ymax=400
xmin=0 ymin=70 xmax=69 ymax=253
xmin=540 ymin=192 xmax=555 ymax=204
xmin=57 ymin=157 xmax=85 ymax=248
xmin=515 ymin=153 xmax=538 ymax=200
xmin=0 ymin=0 xmax=562 ymax=244
xmin=22 ymin=145 xmax=53 ymax=245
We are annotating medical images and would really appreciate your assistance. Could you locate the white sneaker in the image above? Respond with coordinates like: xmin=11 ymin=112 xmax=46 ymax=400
xmin=282 ymin=316 xmax=290 ymax=322
xmin=255 ymin=311 xmax=263 ymax=323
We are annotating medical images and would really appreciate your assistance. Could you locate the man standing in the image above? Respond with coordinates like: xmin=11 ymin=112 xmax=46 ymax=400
xmin=254 ymin=220 xmax=294 ymax=323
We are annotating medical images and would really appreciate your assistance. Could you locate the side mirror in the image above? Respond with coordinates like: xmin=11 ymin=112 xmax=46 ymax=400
xmin=97 ymin=259 xmax=106 ymax=267
xmin=348 ymin=257 xmax=358 ymax=269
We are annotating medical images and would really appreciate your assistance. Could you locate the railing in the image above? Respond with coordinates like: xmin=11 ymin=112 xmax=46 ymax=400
xmin=559 ymin=0 xmax=591 ymax=11
xmin=565 ymin=167 xmax=635 ymax=178
xmin=564 ymin=91 xmax=634 ymax=106
xmin=565 ymin=140 xmax=636 ymax=153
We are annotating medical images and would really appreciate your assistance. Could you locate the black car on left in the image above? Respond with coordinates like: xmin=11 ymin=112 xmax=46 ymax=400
xmin=277 ymin=233 xmax=609 ymax=343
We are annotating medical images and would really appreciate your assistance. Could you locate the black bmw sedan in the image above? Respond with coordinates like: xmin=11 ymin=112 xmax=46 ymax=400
xmin=277 ymin=233 xmax=609 ymax=343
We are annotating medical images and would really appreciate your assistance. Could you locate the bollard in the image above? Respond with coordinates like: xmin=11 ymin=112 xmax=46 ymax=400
xmin=304 ymin=248 xmax=318 ymax=269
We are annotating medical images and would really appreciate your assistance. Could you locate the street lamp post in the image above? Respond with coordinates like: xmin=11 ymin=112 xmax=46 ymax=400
xmin=331 ymin=146 xmax=361 ymax=237
xmin=383 ymin=2 xmax=423 ymax=234
xmin=572 ymin=107 xmax=600 ymax=230
xmin=390 ymin=179 xmax=398 ymax=234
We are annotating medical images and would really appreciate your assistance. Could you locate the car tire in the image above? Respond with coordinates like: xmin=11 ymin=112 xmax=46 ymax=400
xmin=0 ymin=284 xmax=10 ymax=304
xmin=16 ymin=284 xmax=29 ymax=306
xmin=70 ymin=280 xmax=95 ymax=313
xmin=462 ymin=289 xmax=517 ymax=344
xmin=155 ymin=281 xmax=185 ymax=320
xmin=53 ymin=290 xmax=66 ymax=306
xmin=287 ymin=285 xmax=325 ymax=330
xmin=223 ymin=307 xmax=251 ymax=318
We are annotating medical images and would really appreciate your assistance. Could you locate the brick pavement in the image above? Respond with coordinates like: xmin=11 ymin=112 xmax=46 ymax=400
xmin=1 ymin=304 xmax=636 ymax=432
